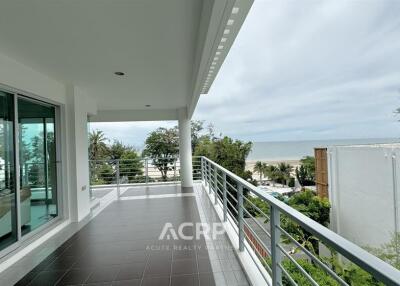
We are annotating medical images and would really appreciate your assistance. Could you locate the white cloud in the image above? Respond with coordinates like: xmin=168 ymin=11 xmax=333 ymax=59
xmin=193 ymin=0 xmax=400 ymax=142
xmin=89 ymin=121 xmax=176 ymax=149
xmin=92 ymin=0 xmax=400 ymax=146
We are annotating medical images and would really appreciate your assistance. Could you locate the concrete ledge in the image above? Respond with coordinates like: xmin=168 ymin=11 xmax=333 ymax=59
xmin=201 ymin=182 xmax=272 ymax=286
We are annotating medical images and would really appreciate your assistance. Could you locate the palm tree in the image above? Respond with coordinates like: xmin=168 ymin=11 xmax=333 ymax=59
xmin=253 ymin=161 xmax=264 ymax=184
xmin=277 ymin=162 xmax=293 ymax=186
xmin=263 ymin=165 xmax=278 ymax=186
xmin=89 ymin=130 xmax=108 ymax=160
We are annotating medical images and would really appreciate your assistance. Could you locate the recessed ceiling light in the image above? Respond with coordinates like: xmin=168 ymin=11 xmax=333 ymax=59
xmin=232 ymin=7 xmax=240 ymax=14
xmin=145 ymin=104 xmax=151 ymax=107
xmin=114 ymin=71 xmax=125 ymax=76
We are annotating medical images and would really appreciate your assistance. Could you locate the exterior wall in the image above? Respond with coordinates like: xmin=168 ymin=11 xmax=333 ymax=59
xmin=328 ymin=145 xmax=400 ymax=247
xmin=0 ymin=52 xmax=66 ymax=104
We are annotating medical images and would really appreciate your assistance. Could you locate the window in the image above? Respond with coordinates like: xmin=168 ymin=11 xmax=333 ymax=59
xmin=0 ymin=89 xmax=59 ymax=253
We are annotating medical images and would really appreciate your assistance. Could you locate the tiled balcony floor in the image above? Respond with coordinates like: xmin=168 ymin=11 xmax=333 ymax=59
xmin=9 ymin=184 xmax=249 ymax=286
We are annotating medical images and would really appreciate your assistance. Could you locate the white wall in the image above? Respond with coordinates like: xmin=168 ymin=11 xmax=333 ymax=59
xmin=0 ymin=52 xmax=65 ymax=104
xmin=328 ymin=145 xmax=400 ymax=247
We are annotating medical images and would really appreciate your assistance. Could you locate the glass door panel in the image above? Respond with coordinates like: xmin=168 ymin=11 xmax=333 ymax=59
xmin=18 ymin=97 xmax=58 ymax=236
xmin=0 ymin=91 xmax=17 ymax=251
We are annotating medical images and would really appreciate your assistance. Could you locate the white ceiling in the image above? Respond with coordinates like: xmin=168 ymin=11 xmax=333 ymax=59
xmin=0 ymin=0 xmax=253 ymax=120
xmin=0 ymin=0 xmax=203 ymax=110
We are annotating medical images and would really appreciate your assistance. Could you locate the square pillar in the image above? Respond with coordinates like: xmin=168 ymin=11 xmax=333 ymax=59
xmin=178 ymin=108 xmax=193 ymax=188
xmin=66 ymin=85 xmax=97 ymax=222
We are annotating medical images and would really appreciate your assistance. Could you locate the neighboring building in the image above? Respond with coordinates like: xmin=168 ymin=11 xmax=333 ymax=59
xmin=314 ymin=147 xmax=328 ymax=198
xmin=327 ymin=143 xmax=400 ymax=248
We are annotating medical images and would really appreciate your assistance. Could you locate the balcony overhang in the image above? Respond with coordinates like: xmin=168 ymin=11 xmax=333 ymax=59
xmin=0 ymin=0 xmax=253 ymax=121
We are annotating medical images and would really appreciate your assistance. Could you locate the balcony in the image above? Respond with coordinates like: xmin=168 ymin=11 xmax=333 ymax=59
xmin=2 ymin=156 xmax=399 ymax=286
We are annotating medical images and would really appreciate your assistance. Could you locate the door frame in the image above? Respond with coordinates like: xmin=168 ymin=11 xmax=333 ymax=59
xmin=0 ymin=83 xmax=65 ymax=259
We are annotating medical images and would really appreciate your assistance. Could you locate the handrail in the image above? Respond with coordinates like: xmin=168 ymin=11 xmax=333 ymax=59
xmin=201 ymin=156 xmax=400 ymax=286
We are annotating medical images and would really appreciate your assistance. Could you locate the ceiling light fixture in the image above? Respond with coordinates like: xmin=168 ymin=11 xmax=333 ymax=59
xmin=145 ymin=104 xmax=151 ymax=107
xmin=114 ymin=71 xmax=125 ymax=76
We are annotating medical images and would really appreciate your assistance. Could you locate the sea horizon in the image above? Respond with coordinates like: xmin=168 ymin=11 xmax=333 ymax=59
xmin=247 ymin=137 xmax=400 ymax=161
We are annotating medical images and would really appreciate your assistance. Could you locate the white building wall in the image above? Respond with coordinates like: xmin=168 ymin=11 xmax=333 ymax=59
xmin=0 ymin=52 xmax=66 ymax=103
xmin=328 ymin=145 xmax=400 ymax=247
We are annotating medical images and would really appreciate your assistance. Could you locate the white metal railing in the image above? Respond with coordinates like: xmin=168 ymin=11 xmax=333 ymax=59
xmin=89 ymin=156 xmax=202 ymax=196
xmin=200 ymin=156 xmax=400 ymax=286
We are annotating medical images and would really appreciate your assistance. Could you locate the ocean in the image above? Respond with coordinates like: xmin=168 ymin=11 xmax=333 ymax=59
xmin=247 ymin=138 xmax=400 ymax=161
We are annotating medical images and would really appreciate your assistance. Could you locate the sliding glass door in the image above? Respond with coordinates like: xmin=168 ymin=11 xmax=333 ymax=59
xmin=0 ymin=89 xmax=59 ymax=254
xmin=18 ymin=98 xmax=58 ymax=236
xmin=0 ymin=91 xmax=17 ymax=251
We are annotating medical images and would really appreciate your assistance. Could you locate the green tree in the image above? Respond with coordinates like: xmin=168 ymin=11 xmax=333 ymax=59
xmin=89 ymin=130 xmax=109 ymax=160
xmin=365 ymin=232 xmax=400 ymax=270
xmin=263 ymin=165 xmax=278 ymax=186
xmin=264 ymin=163 xmax=293 ymax=185
xmin=253 ymin=161 xmax=267 ymax=184
xmin=142 ymin=127 xmax=179 ymax=181
xmin=119 ymin=150 xmax=144 ymax=183
xmin=190 ymin=120 xmax=205 ymax=154
xmin=279 ymin=259 xmax=339 ymax=286
xmin=282 ymin=190 xmax=330 ymax=254
xmin=194 ymin=136 xmax=253 ymax=181
xmin=296 ymin=156 xmax=315 ymax=186
xmin=277 ymin=162 xmax=293 ymax=185
xmin=109 ymin=140 xmax=135 ymax=160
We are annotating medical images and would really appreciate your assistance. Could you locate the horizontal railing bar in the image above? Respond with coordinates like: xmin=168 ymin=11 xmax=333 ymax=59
xmin=277 ymin=244 xmax=319 ymax=286
xmin=225 ymin=189 xmax=239 ymax=203
xmin=277 ymin=225 xmax=349 ymax=286
xmin=226 ymin=200 xmax=239 ymax=214
xmin=279 ymin=263 xmax=298 ymax=286
xmin=201 ymin=156 xmax=400 ymax=285
xmin=242 ymin=195 xmax=271 ymax=220
xmin=225 ymin=180 xmax=238 ymax=193
xmin=242 ymin=208 xmax=272 ymax=239
xmin=244 ymin=230 xmax=273 ymax=272
xmin=243 ymin=219 xmax=271 ymax=256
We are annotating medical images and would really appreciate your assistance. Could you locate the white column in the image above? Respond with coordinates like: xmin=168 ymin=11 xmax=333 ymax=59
xmin=66 ymin=85 xmax=97 ymax=222
xmin=178 ymin=108 xmax=193 ymax=188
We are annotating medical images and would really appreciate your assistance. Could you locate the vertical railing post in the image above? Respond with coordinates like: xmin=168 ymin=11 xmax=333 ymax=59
xmin=116 ymin=160 xmax=120 ymax=198
xmin=145 ymin=158 xmax=148 ymax=184
xmin=204 ymin=160 xmax=207 ymax=186
xmin=237 ymin=183 xmax=244 ymax=252
xmin=214 ymin=166 xmax=218 ymax=204
xmin=200 ymin=158 xmax=203 ymax=181
xmin=204 ymin=161 xmax=210 ymax=186
xmin=174 ymin=157 xmax=177 ymax=182
xmin=223 ymin=172 xmax=227 ymax=222
xmin=271 ymin=205 xmax=282 ymax=286
xmin=209 ymin=164 xmax=212 ymax=194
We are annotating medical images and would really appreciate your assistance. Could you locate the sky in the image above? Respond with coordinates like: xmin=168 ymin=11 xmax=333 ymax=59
xmin=91 ymin=0 xmax=400 ymax=148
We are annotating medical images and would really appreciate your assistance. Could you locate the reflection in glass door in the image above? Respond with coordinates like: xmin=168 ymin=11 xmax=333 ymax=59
xmin=0 ymin=91 xmax=17 ymax=252
xmin=18 ymin=97 xmax=58 ymax=236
